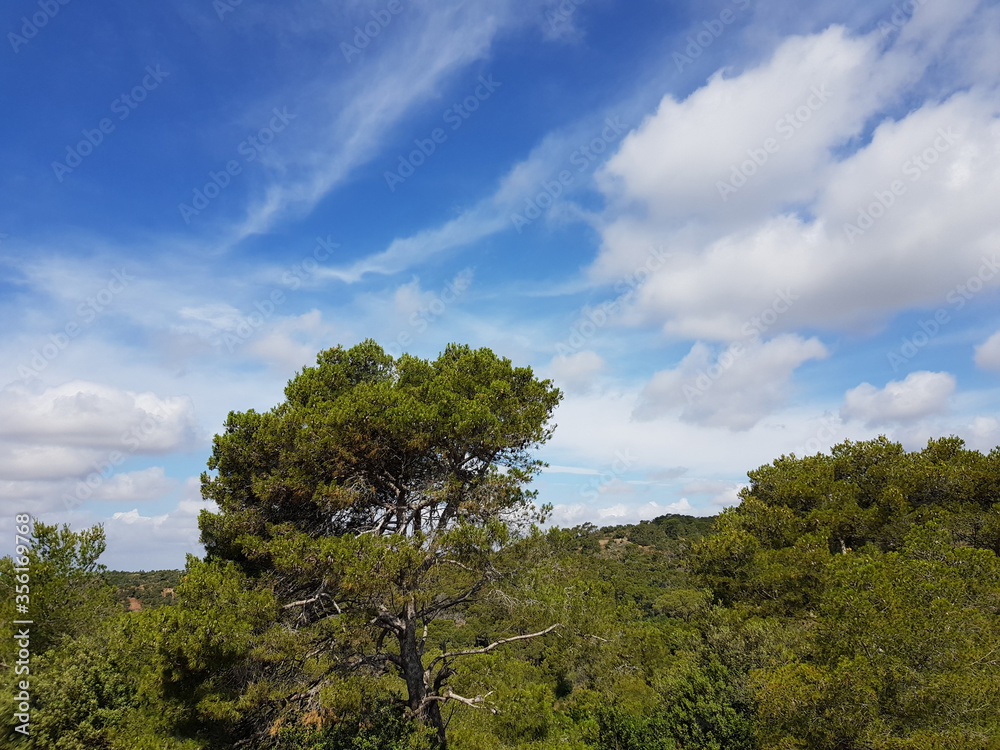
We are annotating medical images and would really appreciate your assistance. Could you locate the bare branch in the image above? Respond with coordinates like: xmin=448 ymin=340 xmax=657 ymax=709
xmin=436 ymin=558 xmax=475 ymax=572
xmin=422 ymin=688 xmax=497 ymax=714
xmin=283 ymin=593 xmax=341 ymax=615
xmin=429 ymin=624 xmax=560 ymax=670
xmin=283 ymin=596 xmax=319 ymax=609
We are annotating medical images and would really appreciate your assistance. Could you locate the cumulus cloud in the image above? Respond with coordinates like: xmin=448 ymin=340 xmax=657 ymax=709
xmin=547 ymin=498 xmax=693 ymax=528
xmin=175 ymin=299 xmax=338 ymax=370
xmin=599 ymin=26 xmax=882 ymax=227
xmin=840 ymin=371 xmax=955 ymax=427
xmin=247 ymin=309 xmax=336 ymax=371
xmin=974 ymin=331 xmax=1000 ymax=371
xmin=963 ymin=416 xmax=1000 ymax=452
xmin=548 ymin=350 xmax=606 ymax=392
xmin=590 ymin=14 xmax=1000 ymax=340
xmin=0 ymin=380 xmax=197 ymax=449
xmin=682 ymin=479 xmax=744 ymax=506
xmin=634 ymin=334 xmax=828 ymax=430
xmin=595 ymin=498 xmax=694 ymax=523
xmin=91 ymin=467 xmax=178 ymax=503
xmin=100 ymin=477 xmax=216 ymax=569
xmin=0 ymin=381 xmax=199 ymax=516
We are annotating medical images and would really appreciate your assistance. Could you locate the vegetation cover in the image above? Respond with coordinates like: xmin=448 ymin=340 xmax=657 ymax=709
xmin=104 ymin=570 xmax=183 ymax=611
xmin=1 ymin=342 xmax=999 ymax=749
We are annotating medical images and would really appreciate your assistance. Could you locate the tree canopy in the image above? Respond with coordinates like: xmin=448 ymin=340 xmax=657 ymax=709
xmin=197 ymin=340 xmax=564 ymax=745
xmin=3 ymin=350 xmax=999 ymax=750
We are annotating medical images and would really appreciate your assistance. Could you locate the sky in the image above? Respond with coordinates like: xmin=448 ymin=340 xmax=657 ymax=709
xmin=2 ymin=0 xmax=1000 ymax=570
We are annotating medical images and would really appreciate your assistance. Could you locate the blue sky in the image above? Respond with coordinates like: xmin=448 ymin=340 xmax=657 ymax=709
xmin=2 ymin=0 xmax=1000 ymax=570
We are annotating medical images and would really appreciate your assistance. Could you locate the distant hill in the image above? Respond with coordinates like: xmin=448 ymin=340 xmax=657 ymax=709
xmin=598 ymin=513 xmax=717 ymax=550
xmin=103 ymin=569 xmax=183 ymax=611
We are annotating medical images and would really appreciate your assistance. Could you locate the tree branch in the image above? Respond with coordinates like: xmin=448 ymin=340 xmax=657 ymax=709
xmin=282 ymin=594 xmax=341 ymax=614
xmin=428 ymin=624 xmax=560 ymax=671
xmin=418 ymin=576 xmax=489 ymax=622
xmin=370 ymin=605 xmax=405 ymax=634
xmin=422 ymin=688 xmax=497 ymax=714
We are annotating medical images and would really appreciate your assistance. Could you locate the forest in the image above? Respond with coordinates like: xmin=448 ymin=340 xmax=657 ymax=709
xmin=2 ymin=341 xmax=999 ymax=749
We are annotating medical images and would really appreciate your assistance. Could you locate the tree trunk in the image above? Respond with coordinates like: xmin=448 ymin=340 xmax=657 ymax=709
xmin=400 ymin=597 xmax=447 ymax=746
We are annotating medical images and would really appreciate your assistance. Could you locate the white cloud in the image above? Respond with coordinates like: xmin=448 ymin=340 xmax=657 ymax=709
xmin=588 ymin=17 xmax=1000 ymax=341
xmin=0 ymin=381 xmax=199 ymax=517
xmin=598 ymin=26 xmax=881 ymax=228
xmin=0 ymin=381 xmax=197 ymax=451
xmin=100 ymin=477 xmax=216 ymax=569
xmin=646 ymin=467 xmax=688 ymax=481
xmin=176 ymin=303 xmax=245 ymax=336
xmin=596 ymin=478 xmax=634 ymax=496
xmin=635 ymin=334 xmax=828 ymax=430
xmin=840 ymin=371 xmax=955 ymax=427
xmin=313 ymin=107 xmax=634 ymax=284
xmin=549 ymin=498 xmax=694 ymax=527
xmin=542 ymin=464 xmax=601 ymax=476
xmin=963 ymin=415 xmax=1000 ymax=452
xmin=682 ymin=479 xmax=735 ymax=495
xmin=548 ymin=350 xmax=606 ymax=393
xmin=247 ymin=309 xmax=336 ymax=371
xmin=974 ymin=331 xmax=1000 ymax=371
xmin=595 ymin=498 xmax=694 ymax=524
xmin=546 ymin=498 xmax=699 ymax=529
xmin=681 ymin=479 xmax=745 ymax=508
xmin=91 ymin=467 xmax=178 ymax=503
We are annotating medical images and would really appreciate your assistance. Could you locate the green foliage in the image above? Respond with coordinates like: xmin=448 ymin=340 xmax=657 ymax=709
xmin=0 ymin=524 xmax=204 ymax=749
xmin=694 ymin=437 xmax=1000 ymax=749
xmin=193 ymin=341 xmax=563 ymax=746
xmin=270 ymin=696 xmax=433 ymax=750
xmin=103 ymin=569 xmax=183 ymax=610
xmin=0 ymin=521 xmax=116 ymax=656
xmin=755 ymin=524 xmax=1000 ymax=749
xmin=9 ymin=423 xmax=1000 ymax=750
xmin=692 ymin=436 xmax=1000 ymax=614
